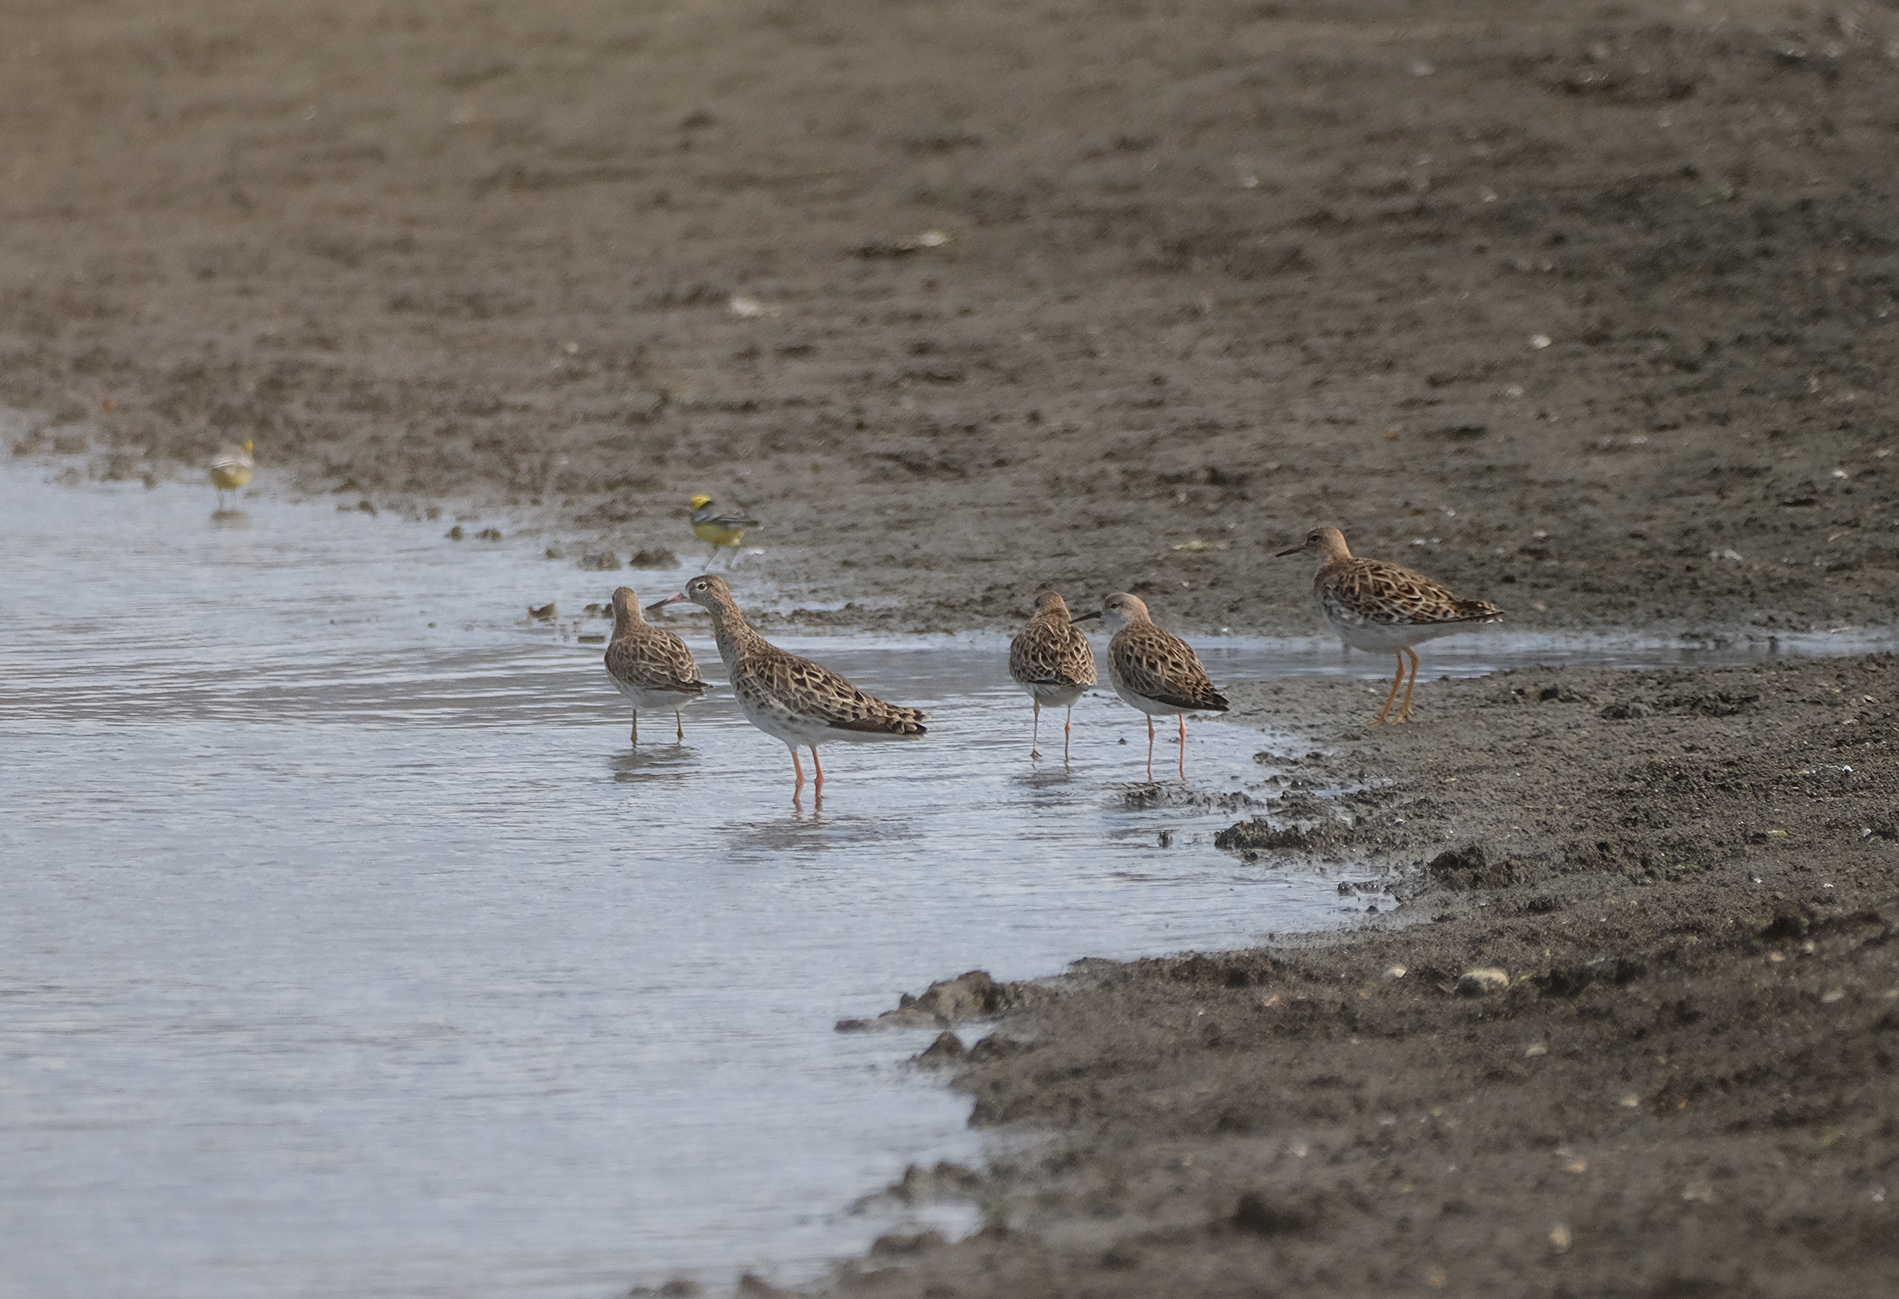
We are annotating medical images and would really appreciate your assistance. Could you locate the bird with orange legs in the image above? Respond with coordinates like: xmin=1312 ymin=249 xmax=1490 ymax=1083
xmin=648 ymin=575 xmax=926 ymax=797
xmin=1008 ymin=589 xmax=1097 ymax=762
xmin=1278 ymin=525 xmax=1502 ymax=724
xmin=1073 ymin=592 xmax=1227 ymax=780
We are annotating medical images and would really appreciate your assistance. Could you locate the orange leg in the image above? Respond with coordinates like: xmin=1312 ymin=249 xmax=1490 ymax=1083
xmin=791 ymin=747 xmax=806 ymax=793
xmin=1177 ymin=714 xmax=1188 ymax=780
xmin=1145 ymin=715 xmax=1156 ymax=780
xmin=1063 ymin=706 xmax=1074 ymax=764
xmin=1375 ymin=653 xmax=1406 ymax=725
xmin=1030 ymin=701 xmax=1042 ymax=760
xmin=809 ymin=747 xmax=825 ymax=789
xmin=1396 ymin=647 xmax=1422 ymax=721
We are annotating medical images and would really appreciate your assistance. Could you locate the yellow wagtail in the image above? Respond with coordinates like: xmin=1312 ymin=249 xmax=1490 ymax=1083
xmin=687 ymin=494 xmax=758 ymax=566
xmin=210 ymin=439 xmax=254 ymax=509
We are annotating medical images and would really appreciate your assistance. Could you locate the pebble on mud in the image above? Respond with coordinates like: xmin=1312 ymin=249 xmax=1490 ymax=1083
xmin=1455 ymin=968 xmax=1510 ymax=996
xmin=576 ymin=551 xmax=621 ymax=571
xmin=629 ymin=547 xmax=680 ymax=569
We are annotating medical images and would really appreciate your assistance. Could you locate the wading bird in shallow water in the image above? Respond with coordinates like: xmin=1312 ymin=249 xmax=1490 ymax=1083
xmin=603 ymin=586 xmax=709 ymax=745
xmin=1008 ymin=589 xmax=1097 ymax=762
xmin=650 ymin=574 xmax=926 ymax=796
xmin=209 ymin=439 xmax=254 ymax=509
xmin=686 ymin=494 xmax=758 ymax=567
xmin=1278 ymin=525 xmax=1502 ymax=725
xmin=1074 ymin=593 xmax=1227 ymax=780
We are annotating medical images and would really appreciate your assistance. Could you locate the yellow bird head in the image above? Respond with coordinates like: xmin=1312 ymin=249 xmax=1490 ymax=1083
xmin=687 ymin=493 xmax=712 ymax=512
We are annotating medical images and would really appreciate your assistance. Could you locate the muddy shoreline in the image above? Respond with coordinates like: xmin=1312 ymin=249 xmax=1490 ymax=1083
xmin=5 ymin=1 xmax=1898 ymax=1294
xmin=811 ymin=657 xmax=1899 ymax=1299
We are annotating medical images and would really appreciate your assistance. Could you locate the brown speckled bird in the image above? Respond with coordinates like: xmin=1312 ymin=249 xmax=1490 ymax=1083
xmin=1073 ymin=592 xmax=1227 ymax=780
xmin=603 ymin=586 xmax=709 ymax=745
xmin=649 ymin=574 xmax=926 ymax=795
xmin=1009 ymin=589 xmax=1097 ymax=763
xmin=1278 ymin=525 xmax=1502 ymax=724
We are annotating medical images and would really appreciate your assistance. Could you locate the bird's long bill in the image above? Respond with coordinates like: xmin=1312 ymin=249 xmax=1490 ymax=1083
xmin=644 ymin=593 xmax=689 ymax=614
xmin=1071 ymin=609 xmax=1103 ymax=623
xmin=1273 ymin=544 xmax=1305 ymax=557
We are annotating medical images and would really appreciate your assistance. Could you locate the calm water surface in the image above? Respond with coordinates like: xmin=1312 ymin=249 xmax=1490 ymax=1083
xmin=0 ymin=459 xmax=1878 ymax=1298
xmin=0 ymin=463 xmax=1362 ymax=1299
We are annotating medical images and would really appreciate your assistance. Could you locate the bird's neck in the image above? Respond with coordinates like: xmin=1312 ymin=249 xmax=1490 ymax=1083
xmin=703 ymin=600 xmax=766 ymax=666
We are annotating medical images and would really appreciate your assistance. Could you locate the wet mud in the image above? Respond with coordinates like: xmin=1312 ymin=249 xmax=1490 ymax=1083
xmin=4 ymin=0 xmax=1898 ymax=638
xmin=824 ymin=657 xmax=1899 ymax=1298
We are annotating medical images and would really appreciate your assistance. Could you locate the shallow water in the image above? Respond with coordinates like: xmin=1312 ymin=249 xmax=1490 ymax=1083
xmin=2 ymin=457 xmax=1886 ymax=1298
xmin=0 ymin=462 xmax=1373 ymax=1299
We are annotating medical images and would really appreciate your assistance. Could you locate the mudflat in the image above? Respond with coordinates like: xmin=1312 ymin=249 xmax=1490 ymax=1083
xmin=821 ymin=658 xmax=1899 ymax=1297
xmin=5 ymin=1 xmax=1898 ymax=1294
xmin=3 ymin=0 xmax=1896 ymax=634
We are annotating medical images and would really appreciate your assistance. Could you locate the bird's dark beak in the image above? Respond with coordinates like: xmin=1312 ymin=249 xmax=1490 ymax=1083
xmin=1274 ymin=544 xmax=1305 ymax=557
xmin=645 ymin=593 xmax=688 ymax=614
xmin=1071 ymin=609 xmax=1103 ymax=623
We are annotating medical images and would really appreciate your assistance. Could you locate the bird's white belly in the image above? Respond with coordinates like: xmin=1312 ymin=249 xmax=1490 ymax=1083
xmin=1020 ymin=680 xmax=1088 ymax=709
xmin=734 ymin=689 xmax=917 ymax=749
xmin=608 ymin=675 xmax=703 ymax=713
xmin=1320 ymin=604 xmax=1480 ymax=655
xmin=1108 ymin=674 xmax=1195 ymax=718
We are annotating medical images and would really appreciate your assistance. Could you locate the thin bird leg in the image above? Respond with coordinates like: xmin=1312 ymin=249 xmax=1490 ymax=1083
xmin=1145 ymin=715 xmax=1156 ymax=780
xmin=674 ymin=709 xmax=685 ymax=741
xmin=1375 ymin=653 xmax=1406 ymax=725
xmin=1063 ymin=705 xmax=1074 ymax=764
xmin=1031 ymin=701 xmax=1042 ymax=760
xmin=1397 ymin=646 xmax=1423 ymax=722
xmin=630 ymin=710 xmax=639 ymax=746
xmin=707 ymin=543 xmax=721 ymax=564
xmin=1177 ymin=714 xmax=1188 ymax=780
xmin=810 ymin=748 xmax=825 ymax=789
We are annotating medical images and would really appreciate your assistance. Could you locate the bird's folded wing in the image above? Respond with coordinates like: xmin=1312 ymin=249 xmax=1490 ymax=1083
xmin=770 ymin=657 xmax=926 ymax=732
xmin=1117 ymin=638 xmax=1226 ymax=710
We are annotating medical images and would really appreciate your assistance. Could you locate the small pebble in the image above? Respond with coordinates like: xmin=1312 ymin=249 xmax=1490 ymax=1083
xmin=1455 ymin=967 xmax=1509 ymax=996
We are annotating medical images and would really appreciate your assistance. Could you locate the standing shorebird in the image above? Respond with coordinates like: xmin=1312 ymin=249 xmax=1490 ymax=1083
xmin=650 ymin=574 xmax=926 ymax=795
xmin=603 ymin=586 xmax=710 ymax=745
xmin=209 ymin=439 xmax=254 ymax=509
xmin=1073 ymin=593 xmax=1228 ymax=780
xmin=1008 ymin=589 xmax=1097 ymax=762
xmin=686 ymin=494 xmax=758 ymax=567
xmin=1278 ymin=526 xmax=1502 ymax=725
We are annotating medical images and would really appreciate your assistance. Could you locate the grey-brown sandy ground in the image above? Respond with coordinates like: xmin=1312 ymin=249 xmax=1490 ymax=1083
xmin=810 ymin=656 xmax=1899 ymax=1299
xmin=4 ymin=0 xmax=1899 ymax=634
